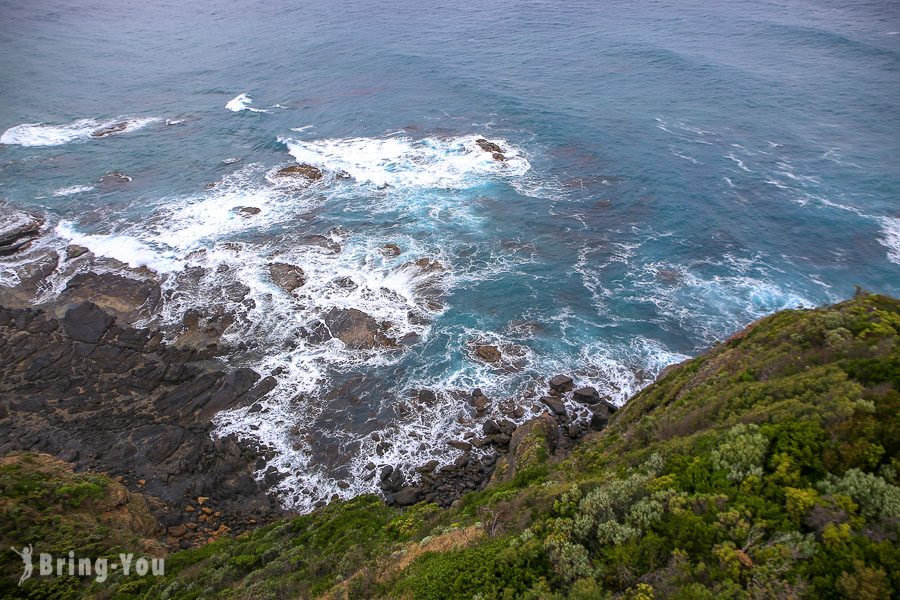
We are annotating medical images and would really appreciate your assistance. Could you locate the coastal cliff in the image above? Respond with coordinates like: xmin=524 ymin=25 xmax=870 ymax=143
xmin=2 ymin=293 xmax=897 ymax=598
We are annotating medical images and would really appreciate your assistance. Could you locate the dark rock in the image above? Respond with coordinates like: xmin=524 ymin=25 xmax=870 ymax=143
xmin=0 ymin=208 xmax=44 ymax=256
xmin=549 ymin=374 xmax=574 ymax=392
xmin=540 ymin=395 xmax=567 ymax=417
xmin=417 ymin=389 xmax=437 ymax=405
xmin=91 ymin=121 xmax=129 ymax=138
xmin=276 ymin=163 xmax=323 ymax=181
xmin=269 ymin=262 xmax=306 ymax=293
xmin=474 ymin=345 xmax=501 ymax=363
xmin=589 ymin=411 xmax=609 ymax=430
xmin=475 ymin=138 xmax=504 ymax=154
xmin=393 ymin=485 xmax=420 ymax=506
xmin=447 ymin=440 xmax=472 ymax=452
xmin=572 ymin=386 xmax=601 ymax=404
xmin=382 ymin=243 xmax=402 ymax=257
xmin=233 ymin=206 xmax=261 ymax=217
xmin=65 ymin=245 xmax=88 ymax=260
xmin=416 ymin=459 xmax=439 ymax=473
xmin=483 ymin=420 xmax=501 ymax=436
xmin=408 ymin=257 xmax=445 ymax=274
xmin=307 ymin=307 xmax=395 ymax=350
xmin=0 ymin=303 xmax=284 ymax=533
xmin=60 ymin=272 xmax=161 ymax=325
xmin=61 ymin=301 xmax=113 ymax=343
xmin=492 ymin=152 xmax=505 ymax=161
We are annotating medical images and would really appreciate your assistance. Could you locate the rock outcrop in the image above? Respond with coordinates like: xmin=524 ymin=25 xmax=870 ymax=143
xmin=276 ymin=163 xmax=323 ymax=181
xmin=0 ymin=303 xmax=284 ymax=532
xmin=0 ymin=208 xmax=44 ymax=256
xmin=269 ymin=262 xmax=306 ymax=293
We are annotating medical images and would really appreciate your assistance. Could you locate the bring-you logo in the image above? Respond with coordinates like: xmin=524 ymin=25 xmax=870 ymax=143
xmin=10 ymin=546 xmax=164 ymax=585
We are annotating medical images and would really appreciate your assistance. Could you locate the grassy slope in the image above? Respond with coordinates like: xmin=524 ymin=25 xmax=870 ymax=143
xmin=3 ymin=294 xmax=898 ymax=599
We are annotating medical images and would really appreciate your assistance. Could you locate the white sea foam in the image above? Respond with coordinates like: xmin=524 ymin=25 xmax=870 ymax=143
xmin=1 ymin=117 xmax=159 ymax=147
xmin=226 ymin=93 xmax=268 ymax=113
xmin=879 ymin=216 xmax=900 ymax=264
xmin=55 ymin=222 xmax=181 ymax=273
xmin=280 ymin=134 xmax=529 ymax=189
xmin=52 ymin=185 xmax=94 ymax=197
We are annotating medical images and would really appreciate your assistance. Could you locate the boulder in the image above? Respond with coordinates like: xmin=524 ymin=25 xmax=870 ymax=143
xmin=65 ymin=245 xmax=89 ymax=260
xmin=492 ymin=152 xmax=505 ymax=161
xmin=475 ymin=138 xmax=504 ymax=154
xmin=408 ymin=257 xmax=445 ymax=273
xmin=276 ymin=163 xmax=323 ymax=181
xmin=268 ymin=262 xmax=306 ymax=293
xmin=474 ymin=345 xmax=501 ymax=363
xmin=572 ymin=386 xmax=600 ymax=404
xmin=539 ymin=395 xmax=567 ymax=417
xmin=393 ymin=485 xmax=420 ymax=506
xmin=549 ymin=374 xmax=574 ymax=392
xmin=381 ymin=243 xmax=402 ymax=257
xmin=233 ymin=206 xmax=261 ymax=217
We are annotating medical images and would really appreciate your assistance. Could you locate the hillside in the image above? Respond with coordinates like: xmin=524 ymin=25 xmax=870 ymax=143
xmin=3 ymin=293 xmax=898 ymax=599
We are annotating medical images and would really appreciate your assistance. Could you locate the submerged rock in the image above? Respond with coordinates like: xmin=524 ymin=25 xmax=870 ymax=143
xmin=381 ymin=243 xmax=402 ymax=257
xmin=91 ymin=121 xmax=128 ymax=138
xmin=98 ymin=171 xmax=133 ymax=185
xmin=268 ymin=262 xmax=306 ymax=293
xmin=276 ymin=163 xmax=323 ymax=181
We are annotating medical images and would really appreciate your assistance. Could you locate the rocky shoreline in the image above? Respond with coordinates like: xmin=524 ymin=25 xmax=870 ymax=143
xmin=0 ymin=197 xmax=620 ymax=548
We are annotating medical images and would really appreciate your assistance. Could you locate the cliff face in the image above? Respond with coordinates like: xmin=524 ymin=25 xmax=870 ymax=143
xmin=2 ymin=294 xmax=898 ymax=599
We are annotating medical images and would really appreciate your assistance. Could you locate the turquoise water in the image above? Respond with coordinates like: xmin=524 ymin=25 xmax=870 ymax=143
xmin=1 ymin=0 xmax=898 ymax=509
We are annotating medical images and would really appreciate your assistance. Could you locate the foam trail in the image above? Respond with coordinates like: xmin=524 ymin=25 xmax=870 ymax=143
xmin=880 ymin=217 xmax=900 ymax=264
xmin=1 ymin=117 xmax=158 ymax=147
xmin=53 ymin=185 xmax=95 ymax=197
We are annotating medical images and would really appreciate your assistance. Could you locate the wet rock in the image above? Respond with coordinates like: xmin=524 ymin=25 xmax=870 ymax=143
xmin=59 ymin=272 xmax=161 ymax=325
xmin=233 ymin=206 xmax=261 ymax=217
xmin=549 ymin=374 xmax=574 ymax=392
xmin=475 ymin=138 xmax=504 ymax=154
xmin=589 ymin=410 xmax=609 ymax=431
xmin=447 ymin=440 xmax=472 ymax=452
xmin=381 ymin=243 xmax=402 ymax=257
xmin=407 ymin=257 xmax=445 ymax=274
xmin=268 ymin=262 xmax=306 ymax=293
xmin=65 ymin=245 xmax=89 ymax=260
xmin=416 ymin=459 xmax=439 ymax=473
xmin=308 ymin=307 xmax=395 ymax=350
xmin=0 ymin=208 xmax=44 ymax=256
xmin=302 ymin=235 xmax=342 ymax=253
xmin=474 ymin=345 xmax=501 ymax=363
xmin=417 ymin=389 xmax=437 ymax=405
xmin=469 ymin=391 xmax=490 ymax=414
xmin=91 ymin=121 xmax=129 ymax=138
xmin=492 ymin=152 xmax=505 ymax=161
xmin=572 ymin=386 xmax=601 ymax=404
xmin=540 ymin=395 xmax=567 ymax=418
xmin=276 ymin=163 xmax=323 ymax=181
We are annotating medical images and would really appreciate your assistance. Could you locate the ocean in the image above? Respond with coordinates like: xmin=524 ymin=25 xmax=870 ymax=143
xmin=1 ymin=0 xmax=898 ymax=510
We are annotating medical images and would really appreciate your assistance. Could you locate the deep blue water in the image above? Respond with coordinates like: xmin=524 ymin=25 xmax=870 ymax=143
xmin=1 ymin=0 xmax=898 ymax=509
